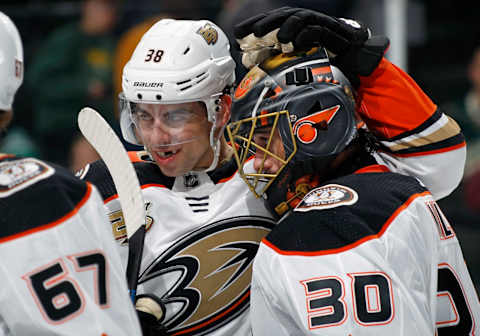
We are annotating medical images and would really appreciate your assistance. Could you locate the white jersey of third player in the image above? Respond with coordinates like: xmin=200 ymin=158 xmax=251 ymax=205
xmin=250 ymin=166 xmax=480 ymax=335
xmin=0 ymin=155 xmax=141 ymax=335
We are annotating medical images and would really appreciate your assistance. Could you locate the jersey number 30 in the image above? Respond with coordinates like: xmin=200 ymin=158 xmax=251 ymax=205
xmin=301 ymin=271 xmax=394 ymax=329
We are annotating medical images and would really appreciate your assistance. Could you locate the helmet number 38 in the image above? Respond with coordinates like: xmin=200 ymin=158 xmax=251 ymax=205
xmin=145 ymin=49 xmax=164 ymax=63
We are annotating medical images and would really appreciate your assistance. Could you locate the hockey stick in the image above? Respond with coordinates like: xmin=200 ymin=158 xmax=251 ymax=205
xmin=78 ymin=107 xmax=146 ymax=303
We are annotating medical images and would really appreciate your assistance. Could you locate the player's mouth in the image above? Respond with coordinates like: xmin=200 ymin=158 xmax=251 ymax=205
xmin=151 ymin=147 xmax=181 ymax=164
xmin=156 ymin=149 xmax=179 ymax=158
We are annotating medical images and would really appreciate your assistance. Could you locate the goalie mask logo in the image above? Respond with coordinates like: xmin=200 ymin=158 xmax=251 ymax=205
xmin=292 ymin=105 xmax=340 ymax=144
xmin=138 ymin=216 xmax=275 ymax=335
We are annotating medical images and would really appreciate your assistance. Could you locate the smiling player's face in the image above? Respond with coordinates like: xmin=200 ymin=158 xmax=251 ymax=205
xmin=134 ymin=102 xmax=214 ymax=177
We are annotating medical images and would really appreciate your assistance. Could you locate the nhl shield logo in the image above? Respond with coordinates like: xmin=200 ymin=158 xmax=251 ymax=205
xmin=295 ymin=184 xmax=358 ymax=212
xmin=196 ymin=23 xmax=218 ymax=45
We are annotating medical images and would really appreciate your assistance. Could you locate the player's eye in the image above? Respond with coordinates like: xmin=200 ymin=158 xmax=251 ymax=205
xmin=253 ymin=133 xmax=270 ymax=147
xmin=162 ymin=109 xmax=192 ymax=126
xmin=137 ymin=110 xmax=153 ymax=121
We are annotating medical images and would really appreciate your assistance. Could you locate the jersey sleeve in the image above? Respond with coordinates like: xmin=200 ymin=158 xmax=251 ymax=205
xmin=357 ymin=58 xmax=466 ymax=200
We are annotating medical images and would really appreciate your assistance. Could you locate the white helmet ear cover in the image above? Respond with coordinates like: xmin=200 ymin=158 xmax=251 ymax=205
xmin=0 ymin=12 xmax=23 ymax=111
xmin=119 ymin=93 xmax=141 ymax=145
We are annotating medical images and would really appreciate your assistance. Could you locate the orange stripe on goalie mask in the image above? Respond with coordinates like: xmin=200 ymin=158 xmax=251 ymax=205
xmin=259 ymin=110 xmax=269 ymax=126
xmin=292 ymin=105 xmax=340 ymax=144
xmin=234 ymin=75 xmax=254 ymax=99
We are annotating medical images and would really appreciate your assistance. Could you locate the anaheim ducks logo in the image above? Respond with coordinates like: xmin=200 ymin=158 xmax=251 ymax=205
xmin=292 ymin=105 xmax=340 ymax=144
xmin=196 ymin=23 xmax=218 ymax=45
xmin=138 ymin=216 xmax=275 ymax=335
xmin=295 ymin=184 xmax=358 ymax=212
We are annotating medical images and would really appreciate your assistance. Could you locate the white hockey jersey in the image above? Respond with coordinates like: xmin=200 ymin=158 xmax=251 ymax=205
xmin=250 ymin=165 xmax=480 ymax=335
xmin=81 ymin=155 xmax=276 ymax=335
xmin=0 ymin=155 xmax=142 ymax=335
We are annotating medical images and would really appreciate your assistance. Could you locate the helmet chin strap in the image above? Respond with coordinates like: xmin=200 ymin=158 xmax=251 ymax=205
xmin=197 ymin=100 xmax=226 ymax=173
xmin=199 ymin=122 xmax=222 ymax=173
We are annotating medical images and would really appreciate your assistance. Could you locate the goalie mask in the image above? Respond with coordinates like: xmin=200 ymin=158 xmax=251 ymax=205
xmin=120 ymin=19 xmax=235 ymax=171
xmin=227 ymin=48 xmax=357 ymax=206
xmin=0 ymin=11 xmax=23 ymax=112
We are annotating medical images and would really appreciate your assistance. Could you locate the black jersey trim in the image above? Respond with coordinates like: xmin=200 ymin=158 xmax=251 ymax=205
xmin=264 ymin=172 xmax=428 ymax=254
xmin=379 ymin=108 xmax=442 ymax=142
xmin=387 ymin=133 xmax=465 ymax=157
xmin=264 ymin=190 xmax=430 ymax=256
xmin=0 ymin=182 xmax=92 ymax=243
xmin=83 ymin=159 xmax=174 ymax=201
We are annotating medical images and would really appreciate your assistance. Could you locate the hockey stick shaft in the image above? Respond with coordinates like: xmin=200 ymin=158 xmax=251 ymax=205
xmin=78 ymin=107 xmax=146 ymax=302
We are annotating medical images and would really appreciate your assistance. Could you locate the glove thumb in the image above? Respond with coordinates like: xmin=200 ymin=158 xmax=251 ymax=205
xmin=136 ymin=294 xmax=165 ymax=321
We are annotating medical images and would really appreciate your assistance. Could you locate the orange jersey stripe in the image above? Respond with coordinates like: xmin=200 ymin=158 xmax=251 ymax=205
xmin=354 ymin=164 xmax=390 ymax=174
xmin=357 ymin=58 xmax=437 ymax=139
xmin=104 ymin=183 xmax=167 ymax=204
xmin=128 ymin=151 xmax=146 ymax=163
xmin=0 ymin=153 xmax=15 ymax=160
xmin=390 ymin=141 xmax=466 ymax=158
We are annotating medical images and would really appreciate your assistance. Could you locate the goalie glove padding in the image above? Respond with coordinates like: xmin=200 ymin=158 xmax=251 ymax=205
xmin=333 ymin=35 xmax=390 ymax=78
xmin=234 ymin=7 xmax=389 ymax=79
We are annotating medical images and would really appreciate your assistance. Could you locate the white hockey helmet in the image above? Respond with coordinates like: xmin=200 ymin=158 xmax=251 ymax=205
xmin=0 ymin=11 xmax=23 ymax=111
xmin=119 ymin=19 xmax=235 ymax=146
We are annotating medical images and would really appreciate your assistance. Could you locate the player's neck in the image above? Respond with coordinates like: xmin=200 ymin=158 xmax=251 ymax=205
xmin=218 ymin=137 xmax=234 ymax=167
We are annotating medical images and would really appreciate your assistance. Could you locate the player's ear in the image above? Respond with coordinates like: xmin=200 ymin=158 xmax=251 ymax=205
xmin=218 ymin=94 xmax=232 ymax=127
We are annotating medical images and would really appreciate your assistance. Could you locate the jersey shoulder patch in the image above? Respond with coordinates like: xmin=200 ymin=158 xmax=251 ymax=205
xmin=266 ymin=172 xmax=428 ymax=253
xmin=294 ymin=184 xmax=358 ymax=212
xmin=0 ymin=157 xmax=55 ymax=198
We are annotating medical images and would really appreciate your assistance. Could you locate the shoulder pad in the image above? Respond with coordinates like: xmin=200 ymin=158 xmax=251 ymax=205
xmin=0 ymin=157 xmax=89 ymax=240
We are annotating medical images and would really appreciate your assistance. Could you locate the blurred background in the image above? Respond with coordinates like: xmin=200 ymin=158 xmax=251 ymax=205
xmin=1 ymin=0 xmax=479 ymax=291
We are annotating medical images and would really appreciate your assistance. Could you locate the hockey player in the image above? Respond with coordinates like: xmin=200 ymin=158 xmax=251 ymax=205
xmin=0 ymin=12 xmax=142 ymax=335
xmin=228 ymin=8 xmax=479 ymax=335
xmin=80 ymin=19 xmax=276 ymax=336
xmin=81 ymin=16 xmax=468 ymax=335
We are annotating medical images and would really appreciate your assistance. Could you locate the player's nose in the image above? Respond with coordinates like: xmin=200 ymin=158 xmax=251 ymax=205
xmin=254 ymin=152 xmax=279 ymax=174
xmin=150 ymin=122 xmax=172 ymax=144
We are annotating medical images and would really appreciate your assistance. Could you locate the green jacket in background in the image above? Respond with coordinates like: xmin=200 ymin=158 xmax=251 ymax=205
xmin=27 ymin=22 xmax=116 ymax=165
